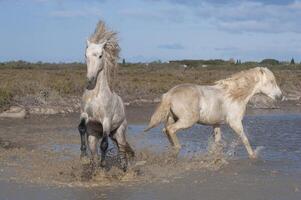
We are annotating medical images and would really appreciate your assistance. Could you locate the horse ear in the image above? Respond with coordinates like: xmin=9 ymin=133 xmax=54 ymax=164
xmin=100 ymin=40 xmax=108 ymax=48
xmin=86 ymin=40 xmax=91 ymax=46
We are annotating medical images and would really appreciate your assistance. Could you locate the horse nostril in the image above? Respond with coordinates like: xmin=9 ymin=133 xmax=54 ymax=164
xmin=86 ymin=77 xmax=96 ymax=89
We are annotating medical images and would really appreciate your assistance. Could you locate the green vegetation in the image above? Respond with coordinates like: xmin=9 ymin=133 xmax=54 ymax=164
xmin=260 ymin=59 xmax=280 ymax=65
xmin=0 ymin=88 xmax=12 ymax=112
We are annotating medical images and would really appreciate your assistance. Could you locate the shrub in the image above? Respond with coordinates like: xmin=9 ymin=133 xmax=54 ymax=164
xmin=0 ymin=88 xmax=13 ymax=112
xmin=260 ymin=59 xmax=280 ymax=65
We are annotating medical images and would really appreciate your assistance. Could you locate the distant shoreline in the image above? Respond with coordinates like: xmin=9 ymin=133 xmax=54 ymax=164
xmin=0 ymin=62 xmax=300 ymax=117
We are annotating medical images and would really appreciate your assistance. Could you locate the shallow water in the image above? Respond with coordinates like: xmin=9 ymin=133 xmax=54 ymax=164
xmin=34 ymin=113 xmax=301 ymax=175
xmin=0 ymin=113 xmax=301 ymax=200
xmin=129 ymin=114 xmax=301 ymax=173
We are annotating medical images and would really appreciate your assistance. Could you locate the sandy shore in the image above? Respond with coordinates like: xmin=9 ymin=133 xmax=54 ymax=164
xmin=0 ymin=104 xmax=301 ymax=200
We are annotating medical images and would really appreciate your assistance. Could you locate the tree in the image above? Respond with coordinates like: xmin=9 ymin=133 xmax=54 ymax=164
xmin=290 ymin=58 xmax=295 ymax=65
xmin=122 ymin=58 xmax=126 ymax=65
xmin=260 ymin=59 xmax=279 ymax=65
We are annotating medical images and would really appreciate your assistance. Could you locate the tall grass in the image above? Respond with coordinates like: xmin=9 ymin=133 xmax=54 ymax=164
xmin=0 ymin=61 xmax=300 ymax=110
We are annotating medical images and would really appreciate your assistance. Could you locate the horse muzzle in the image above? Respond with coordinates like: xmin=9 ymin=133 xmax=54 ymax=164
xmin=86 ymin=77 xmax=97 ymax=90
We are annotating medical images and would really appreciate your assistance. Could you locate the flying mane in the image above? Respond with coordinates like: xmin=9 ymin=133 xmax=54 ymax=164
xmin=214 ymin=67 xmax=263 ymax=101
xmin=89 ymin=21 xmax=120 ymax=90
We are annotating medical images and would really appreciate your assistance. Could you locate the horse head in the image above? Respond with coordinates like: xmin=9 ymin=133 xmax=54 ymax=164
xmin=258 ymin=67 xmax=283 ymax=101
xmin=85 ymin=40 xmax=107 ymax=90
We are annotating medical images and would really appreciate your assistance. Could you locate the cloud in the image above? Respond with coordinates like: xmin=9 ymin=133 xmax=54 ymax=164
xmin=207 ymin=1 xmax=301 ymax=33
xmin=145 ymin=0 xmax=301 ymax=33
xmin=119 ymin=7 xmax=188 ymax=23
xmin=49 ymin=7 xmax=103 ymax=18
xmin=147 ymin=0 xmax=296 ymax=6
xmin=214 ymin=47 xmax=239 ymax=51
xmin=158 ymin=43 xmax=184 ymax=50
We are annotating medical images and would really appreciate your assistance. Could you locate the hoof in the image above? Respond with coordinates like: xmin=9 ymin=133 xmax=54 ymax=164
xmin=120 ymin=161 xmax=127 ymax=172
xmin=127 ymin=150 xmax=135 ymax=160
xmin=119 ymin=152 xmax=128 ymax=172
xmin=249 ymin=153 xmax=257 ymax=159
xmin=80 ymin=156 xmax=90 ymax=165
xmin=100 ymin=159 xmax=106 ymax=168
xmin=173 ymin=145 xmax=181 ymax=153
xmin=80 ymin=151 xmax=88 ymax=158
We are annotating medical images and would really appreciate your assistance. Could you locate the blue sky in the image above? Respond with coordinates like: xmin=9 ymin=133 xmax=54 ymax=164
xmin=0 ymin=0 xmax=300 ymax=63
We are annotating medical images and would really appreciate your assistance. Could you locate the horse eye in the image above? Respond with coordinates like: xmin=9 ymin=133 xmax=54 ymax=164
xmin=99 ymin=55 xmax=102 ymax=59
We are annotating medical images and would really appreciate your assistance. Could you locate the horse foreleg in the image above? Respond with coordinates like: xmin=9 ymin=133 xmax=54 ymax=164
xmin=78 ymin=119 xmax=87 ymax=158
xmin=100 ymin=118 xmax=111 ymax=168
xmin=88 ymin=134 xmax=99 ymax=166
xmin=100 ymin=135 xmax=108 ymax=168
xmin=229 ymin=121 xmax=256 ymax=159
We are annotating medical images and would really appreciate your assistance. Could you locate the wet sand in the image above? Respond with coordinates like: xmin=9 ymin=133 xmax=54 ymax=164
xmin=1 ymin=104 xmax=301 ymax=200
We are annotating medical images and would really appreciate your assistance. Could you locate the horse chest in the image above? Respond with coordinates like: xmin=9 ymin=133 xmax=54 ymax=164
xmin=84 ymin=98 xmax=107 ymax=120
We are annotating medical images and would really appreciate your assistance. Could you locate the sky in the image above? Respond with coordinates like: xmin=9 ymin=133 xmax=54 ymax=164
xmin=0 ymin=0 xmax=301 ymax=63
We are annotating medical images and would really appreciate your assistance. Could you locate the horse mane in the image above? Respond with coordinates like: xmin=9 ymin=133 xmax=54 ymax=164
xmin=89 ymin=20 xmax=120 ymax=90
xmin=214 ymin=67 xmax=263 ymax=101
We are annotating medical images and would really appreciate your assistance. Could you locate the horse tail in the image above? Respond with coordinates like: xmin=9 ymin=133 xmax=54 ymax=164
xmin=144 ymin=94 xmax=171 ymax=132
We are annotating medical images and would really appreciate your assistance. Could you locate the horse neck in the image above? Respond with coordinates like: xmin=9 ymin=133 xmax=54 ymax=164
xmin=94 ymin=67 xmax=112 ymax=97
xmin=243 ymin=83 xmax=259 ymax=103
xmin=219 ymin=74 xmax=261 ymax=105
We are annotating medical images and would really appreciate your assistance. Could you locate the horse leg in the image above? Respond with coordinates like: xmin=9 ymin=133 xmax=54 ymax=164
xmin=229 ymin=121 xmax=256 ymax=159
xmin=100 ymin=135 xmax=108 ymax=168
xmin=163 ymin=115 xmax=176 ymax=146
xmin=212 ymin=125 xmax=222 ymax=144
xmin=88 ymin=134 xmax=99 ymax=166
xmin=110 ymin=121 xmax=134 ymax=172
xmin=100 ymin=118 xmax=111 ymax=168
xmin=78 ymin=119 xmax=87 ymax=158
xmin=166 ymin=119 xmax=196 ymax=151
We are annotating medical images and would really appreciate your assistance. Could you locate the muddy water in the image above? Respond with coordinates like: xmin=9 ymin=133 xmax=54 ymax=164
xmin=0 ymin=109 xmax=301 ymax=200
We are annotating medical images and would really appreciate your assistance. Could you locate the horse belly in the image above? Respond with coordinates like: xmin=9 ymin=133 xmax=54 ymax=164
xmin=198 ymin=99 xmax=225 ymax=125
xmin=86 ymin=121 xmax=103 ymax=136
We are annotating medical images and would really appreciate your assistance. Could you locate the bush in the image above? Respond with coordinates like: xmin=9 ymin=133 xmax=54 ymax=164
xmin=260 ymin=59 xmax=280 ymax=65
xmin=0 ymin=88 xmax=13 ymax=112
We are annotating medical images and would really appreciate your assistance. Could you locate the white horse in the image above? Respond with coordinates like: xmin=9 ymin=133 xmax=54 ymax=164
xmin=78 ymin=21 xmax=134 ymax=171
xmin=145 ymin=67 xmax=283 ymax=159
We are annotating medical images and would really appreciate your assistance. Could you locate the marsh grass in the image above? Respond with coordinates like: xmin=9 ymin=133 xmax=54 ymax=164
xmin=0 ymin=62 xmax=300 ymax=110
xmin=0 ymin=88 xmax=12 ymax=112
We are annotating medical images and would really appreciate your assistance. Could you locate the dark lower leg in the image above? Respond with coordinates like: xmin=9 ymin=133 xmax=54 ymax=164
xmin=110 ymin=136 xmax=128 ymax=172
xmin=100 ymin=135 xmax=108 ymax=167
xmin=118 ymin=148 xmax=128 ymax=172
xmin=78 ymin=119 xmax=87 ymax=157
xmin=125 ymin=142 xmax=135 ymax=158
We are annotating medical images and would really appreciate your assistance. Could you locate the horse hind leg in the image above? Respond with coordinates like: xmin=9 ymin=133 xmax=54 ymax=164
xmin=163 ymin=115 xmax=176 ymax=146
xmin=208 ymin=125 xmax=223 ymax=153
xmin=110 ymin=121 xmax=134 ymax=172
xmin=78 ymin=119 xmax=88 ymax=158
xmin=166 ymin=119 xmax=196 ymax=151
xmin=213 ymin=125 xmax=222 ymax=144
